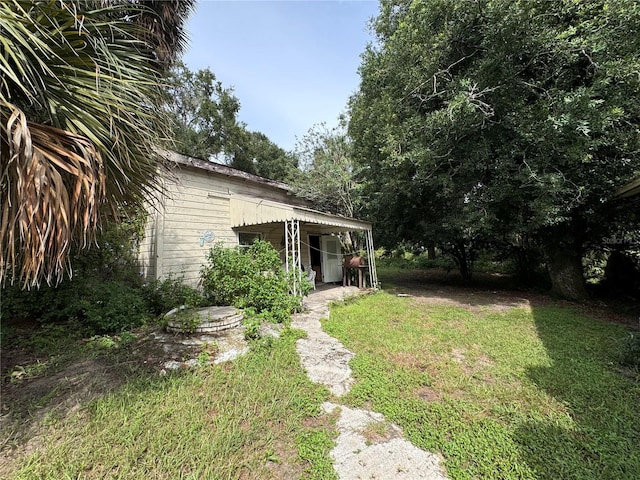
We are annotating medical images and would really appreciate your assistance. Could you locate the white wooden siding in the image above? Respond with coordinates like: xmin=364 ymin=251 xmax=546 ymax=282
xmin=138 ymin=163 xmax=365 ymax=287
xmin=137 ymin=207 xmax=157 ymax=280
xmin=159 ymin=176 xmax=233 ymax=285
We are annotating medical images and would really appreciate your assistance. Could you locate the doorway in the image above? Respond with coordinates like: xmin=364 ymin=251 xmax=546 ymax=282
xmin=320 ymin=235 xmax=342 ymax=283
xmin=309 ymin=235 xmax=322 ymax=282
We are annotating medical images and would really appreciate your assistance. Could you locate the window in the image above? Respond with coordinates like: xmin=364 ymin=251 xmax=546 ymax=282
xmin=238 ymin=232 xmax=262 ymax=248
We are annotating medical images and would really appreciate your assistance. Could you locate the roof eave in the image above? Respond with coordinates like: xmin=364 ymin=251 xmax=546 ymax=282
xmin=158 ymin=149 xmax=294 ymax=195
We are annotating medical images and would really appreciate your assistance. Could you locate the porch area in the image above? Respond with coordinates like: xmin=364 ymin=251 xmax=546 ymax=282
xmin=230 ymin=195 xmax=379 ymax=295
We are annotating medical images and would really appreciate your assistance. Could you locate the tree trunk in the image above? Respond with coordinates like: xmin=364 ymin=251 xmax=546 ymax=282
xmin=544 ymin=243 xmax=588 ymax=301
xmin=427 ymin=245 xmax=436 ymax=259
xmin=452 ymin=240 xmax=472 ymax=282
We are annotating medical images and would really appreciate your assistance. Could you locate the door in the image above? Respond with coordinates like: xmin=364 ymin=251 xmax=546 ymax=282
xmin=308 ymin=235 xmax=322 ymax=281
xmin=320 ymin=235 xmax=342 ymax=283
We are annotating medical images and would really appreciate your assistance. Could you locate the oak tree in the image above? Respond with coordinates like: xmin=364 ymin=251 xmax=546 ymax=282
xmin=350 ymin=0 xmax=640 ymax=298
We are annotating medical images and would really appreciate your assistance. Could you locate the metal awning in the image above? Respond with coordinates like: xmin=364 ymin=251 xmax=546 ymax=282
xmin=230 ymin=195 xmax=371 ymax=232
xmin=230 ymin=194 xmax=378 ymax=292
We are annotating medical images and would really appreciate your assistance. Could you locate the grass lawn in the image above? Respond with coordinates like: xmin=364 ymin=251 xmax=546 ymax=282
xmin=2 ymin=270 xmax=639 ymax=479
xmin=324 ymin=290 xmax=640 ymax=479
xmin=1 ymin=330 xmax=336 ymax=480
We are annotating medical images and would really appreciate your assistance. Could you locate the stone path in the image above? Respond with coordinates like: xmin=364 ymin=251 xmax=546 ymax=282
xmin=292 ymin=286 xmax=448 ymax=480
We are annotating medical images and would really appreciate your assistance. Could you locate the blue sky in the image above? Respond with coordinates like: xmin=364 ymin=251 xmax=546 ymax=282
xmin=182 ymin=0 xmax=379 ymax=152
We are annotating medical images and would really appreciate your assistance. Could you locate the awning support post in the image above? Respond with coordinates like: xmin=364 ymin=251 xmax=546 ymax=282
xmin=365 ymin=229 xmax=379 ymax=289
xmin=284 ymin=219 xmax=302 ymax=296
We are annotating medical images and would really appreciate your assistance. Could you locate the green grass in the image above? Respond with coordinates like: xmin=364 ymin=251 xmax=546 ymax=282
xmin=8 ymin=331 xmax=336 ymax=480
xmin=5 ymin=282 xmax=639 ymax=479
xmin=323 ymin=292 xmax=640 ymax=480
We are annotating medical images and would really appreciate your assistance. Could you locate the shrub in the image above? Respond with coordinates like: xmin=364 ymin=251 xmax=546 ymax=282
xmin=2 ymin=277 xmax=150 ymax=334
xmin=142 ymin=274 xmax=204 ymax=316
xmin=201 ymin=242 xmax=254 ymax=306
xmin=1 ymin=210 xmax=151 ymax=334
xmin=201 ymin=241 xmax=305 ymax=322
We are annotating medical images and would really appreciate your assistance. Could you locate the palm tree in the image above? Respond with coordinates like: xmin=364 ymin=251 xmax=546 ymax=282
xmin=0 ymin=0 xmax=194 ymax=287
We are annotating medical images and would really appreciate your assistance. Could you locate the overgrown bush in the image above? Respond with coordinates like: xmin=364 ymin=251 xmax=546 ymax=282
xmin=142 ymin=274 xmax=204 ymax=316
xmin=1 ymin=210 xmax=152 ymax=334
xmin=201 ymin=241 xmax=308 ymax=323
xmin=242 ymin=308 xmax=264 ymax=340
xmin=1 ymin=275 xmax=150 ymax=334
xmin=78 ymin=280 xmax=150 ymax=333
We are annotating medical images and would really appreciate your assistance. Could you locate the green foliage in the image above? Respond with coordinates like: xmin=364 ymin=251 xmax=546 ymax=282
xmin=349 ymin=0 xmax=640 ymax=297
xmin=201 ymin=241 xmax=302 ymax=323
xmin=77 ymin=280 xmax=150 ymax=334
xmin=1 ymin=213 xmax=152 ymax=334
xmin=142 ymin=274 xmax=204 ymax=316
xmin=230 ymin=130 xmax=299 ymax=182
xmin=292 ymin=122 xmax=360 ymax=218
xmin=164 ymin=62 xmax=243 ymax=160
xmin=6 ymin=277 xmax=148 ymax=334
xmin=377 ymin=254 xmax=456 ymax=272
xmin=8 ymin=362 xmax=48 ymax=384
xmin=296 ymin=429 xmax=338 ymax=480
xmin=164 ymin=63 xmax=297 ymax=181
xmin=584 ymin=249 xmax=610 ymax=285
xmin=242 ymin=308 xmax=263 ymax=341
xmin=377 ymin=248 xmax=518 ymax=276
xmin=619 ymin=330 xmax=640 ymax=370
xmin=166 ymin=308 xmax=202 ymax=334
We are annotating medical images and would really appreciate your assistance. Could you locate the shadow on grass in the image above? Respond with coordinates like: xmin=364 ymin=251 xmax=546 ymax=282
xmin=376 ymin=267 xmax=640 ymax=479
xmin=518 ymin=306 xmax=640 ymax=479
xmin=378 ymin=267 xmax=551 ymax=312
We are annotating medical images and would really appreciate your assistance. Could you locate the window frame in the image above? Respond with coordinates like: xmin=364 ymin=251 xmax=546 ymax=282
xmin=237 ymin=231 xmax=262 ymax=249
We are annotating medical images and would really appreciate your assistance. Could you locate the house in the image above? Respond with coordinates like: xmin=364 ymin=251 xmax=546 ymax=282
xmin=137 ymin=150 xmax=378 ymax=291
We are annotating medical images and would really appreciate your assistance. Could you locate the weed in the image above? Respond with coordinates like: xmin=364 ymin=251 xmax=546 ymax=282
xmin=86 ymin=335 xmax=118 ymax=350
xmin=119 ymin=331 xmax=136 ymax=346
xmin=242 ymin=308 xmax=262 ymax=340
xmin=619 ymin=329 xmax=640 ymax=369
xmin=168 ymin=308 xmax=202 ymax=333
xmin=9 ymin=362 xmax=48 ymax=383
xmin=361 ymin=420 xmax=393 ymax=445
xmin=196 ymin=350 xmax=211 ymax=366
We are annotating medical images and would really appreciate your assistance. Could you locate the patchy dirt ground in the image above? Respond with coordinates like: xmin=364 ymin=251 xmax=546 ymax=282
xmin=0 ymin=319 xmax=272 ymax=476
xmin=1 ymin=272 xmax=637 ymax=478
xmin=384 ymin=268 xmax=639 ymax=325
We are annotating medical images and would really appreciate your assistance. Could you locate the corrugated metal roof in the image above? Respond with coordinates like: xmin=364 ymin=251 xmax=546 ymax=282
xmin=230 ymin=195 xmax=371 ymax=231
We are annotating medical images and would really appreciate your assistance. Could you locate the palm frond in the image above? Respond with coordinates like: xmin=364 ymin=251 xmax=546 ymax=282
xmin=1 ymin=102 xmax=105 ymax=286
xmin=0 ymin=0 xmax=186 ymax=287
